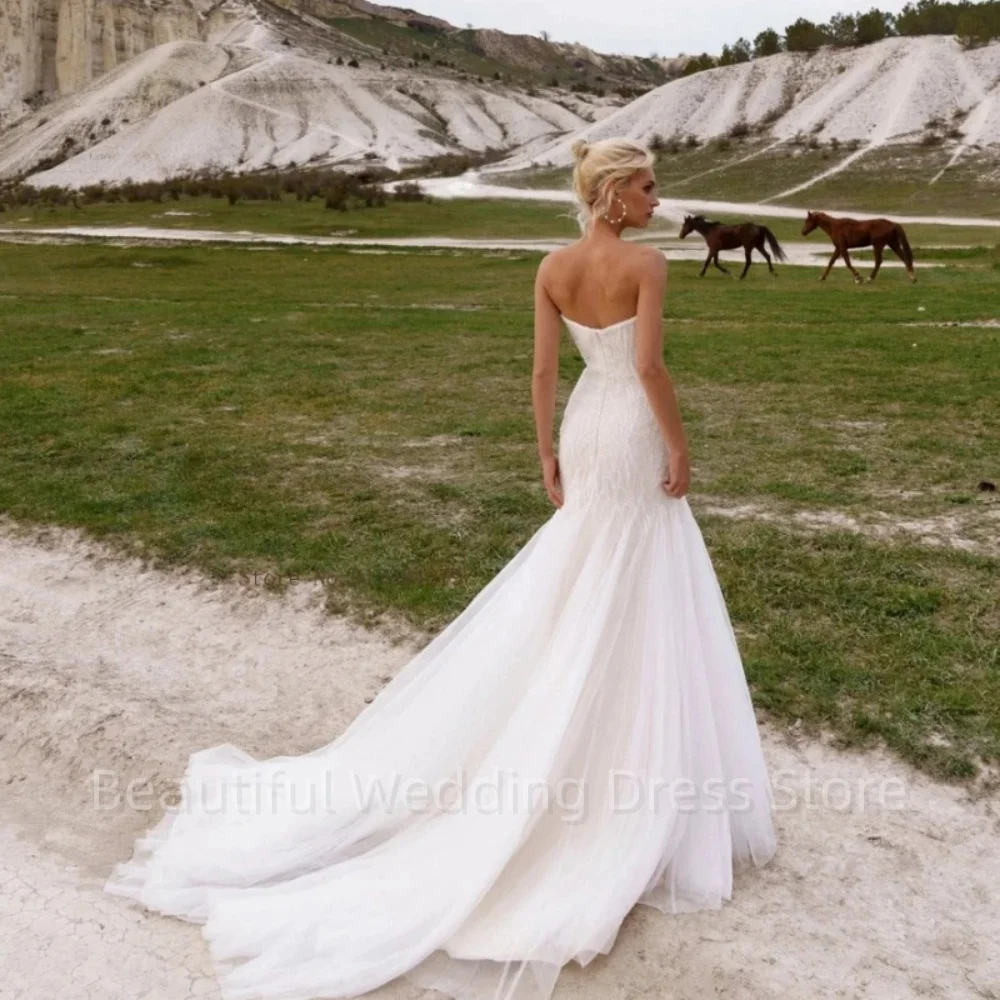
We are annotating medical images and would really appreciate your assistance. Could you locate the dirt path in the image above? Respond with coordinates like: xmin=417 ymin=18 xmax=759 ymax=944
xmin=1 ymin=519 xmax=998 ymax=999
xmin=413 ymin=174 xmax=1000 ymax=229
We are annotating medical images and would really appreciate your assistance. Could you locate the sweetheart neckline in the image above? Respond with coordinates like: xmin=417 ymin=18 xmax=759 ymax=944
xmin=560 ymin=314 xmax=638 ymax=333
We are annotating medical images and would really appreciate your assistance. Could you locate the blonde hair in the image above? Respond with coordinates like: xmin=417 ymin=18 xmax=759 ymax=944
xmin=570 ymin=137 xmax=654 ymax=233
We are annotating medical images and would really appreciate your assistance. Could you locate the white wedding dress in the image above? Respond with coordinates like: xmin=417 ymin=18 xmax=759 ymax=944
xmin=105 ymin=313 xmax=778 ymax=1000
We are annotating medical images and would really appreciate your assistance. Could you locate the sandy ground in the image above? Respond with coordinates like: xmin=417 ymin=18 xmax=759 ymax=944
xmin=1 ymin=518 xmax=998 ymax=1000
xmin=700 ymin=499 xmax=1000 ymax=560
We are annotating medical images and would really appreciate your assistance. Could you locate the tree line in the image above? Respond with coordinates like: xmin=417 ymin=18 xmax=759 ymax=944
xmin=681 ymin=0 xmax=1000 ymax=76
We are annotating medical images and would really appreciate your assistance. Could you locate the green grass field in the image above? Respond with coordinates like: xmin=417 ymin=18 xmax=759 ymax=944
xmin=503 ymin=140 xmax=1000 ymax=219
xmin=0 ymin=195 xmax=587 ymax=240
xmin=1 ymin=238 xmax=997 ymax=783
xmin=3 ymin=194 xmax=999 ymax=252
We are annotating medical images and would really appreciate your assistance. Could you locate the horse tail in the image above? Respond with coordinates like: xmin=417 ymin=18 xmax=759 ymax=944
xmin=762 ymin=225 xmax=788 ymax=262
xmin=894 ymin=224 xmax=914 ymax=269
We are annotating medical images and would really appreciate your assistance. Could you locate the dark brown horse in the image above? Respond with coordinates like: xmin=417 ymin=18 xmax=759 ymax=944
xmin=679 ymin=215 xmax=788 ymax=279
xmin=802 ymin=211 xmax=916 ymax=284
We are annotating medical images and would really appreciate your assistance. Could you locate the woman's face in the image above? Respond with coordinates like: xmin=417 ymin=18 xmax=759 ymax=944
xmin=613 ymin=166 xmax=660 ymax=229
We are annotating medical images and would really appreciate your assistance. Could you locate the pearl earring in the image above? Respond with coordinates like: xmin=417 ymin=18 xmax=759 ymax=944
xmin=603 ymin=195 xmax=627 ymax=225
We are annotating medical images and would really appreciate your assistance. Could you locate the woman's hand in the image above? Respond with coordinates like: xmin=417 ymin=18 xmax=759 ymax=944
xmin=541 ymin=455 xmax=564 ymax=508
xmin=662 ymin=449 xmax=690 ymax=499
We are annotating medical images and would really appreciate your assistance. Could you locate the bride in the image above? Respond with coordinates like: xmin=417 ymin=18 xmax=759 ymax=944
xmin=105 ymin=137 xmax=778 ymax=1000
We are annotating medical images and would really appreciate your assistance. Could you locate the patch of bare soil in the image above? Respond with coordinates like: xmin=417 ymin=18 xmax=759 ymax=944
xmin=0 ymin=520 xmax=997 ymax=999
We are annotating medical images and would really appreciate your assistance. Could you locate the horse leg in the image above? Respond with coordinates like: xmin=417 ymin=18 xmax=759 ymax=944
xmin=888 ymin=234 xmax=912 ymax=282
xmin=739 ymin=247 xmax=752 ymax=280
xmin=713 ymin=253 xmax=730 ymax=276
xmin=820 ymin=250 xmax=840 ymax=281
xmin=699 ymin=251 xmax=711 ymax=277
xmin=869 ymin=243 xmax=884 ymax=282
xmin=759 ymin=245 xmax=775 ymax=276
xmin=889 ymin=229 xmax=917 ymax=282
xmin=842 ymin=249 xmax=863 ymax=284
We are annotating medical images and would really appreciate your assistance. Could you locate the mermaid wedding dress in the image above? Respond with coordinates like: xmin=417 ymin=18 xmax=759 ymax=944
xmin=105 ymin=313 xmax=778 ymax=1000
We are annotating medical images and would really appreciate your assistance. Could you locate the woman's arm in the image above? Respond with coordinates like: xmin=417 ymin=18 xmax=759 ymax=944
xmin=532 ymin=257 xmax=564 ymax=507
xmin=634 ymin=251 xmax=691 ymax=498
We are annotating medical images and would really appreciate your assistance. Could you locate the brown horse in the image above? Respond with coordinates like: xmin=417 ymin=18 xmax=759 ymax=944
xmin=679 ymin=215 xmax=788 ymax=279
xmin=802 ymin=211 xmax=916 ymax=284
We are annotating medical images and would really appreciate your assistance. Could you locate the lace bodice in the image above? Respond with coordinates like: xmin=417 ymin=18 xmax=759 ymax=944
xmin=562 ymin=314 xmax=640 ymax=379
xmin=557 ymin=315 xmax=669 ymax=512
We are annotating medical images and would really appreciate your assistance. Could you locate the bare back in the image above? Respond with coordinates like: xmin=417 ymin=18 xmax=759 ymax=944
xmin=541 ymin=240 xmax=654 ymax=328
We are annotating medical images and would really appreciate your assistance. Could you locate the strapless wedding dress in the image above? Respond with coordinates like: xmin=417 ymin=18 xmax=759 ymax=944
xmin=105 ymin=313 xmax=778 ymax=1000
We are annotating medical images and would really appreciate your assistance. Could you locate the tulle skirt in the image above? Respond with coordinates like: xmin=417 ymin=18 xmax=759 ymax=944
xmin=105 ymin=493 xmax=777 ymax=1000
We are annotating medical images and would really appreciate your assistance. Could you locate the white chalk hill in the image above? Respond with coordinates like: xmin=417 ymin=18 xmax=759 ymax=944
xmin=1 ymin=23 xmax=997 ymax=188
xmin=499 ymin=36 xmax=1000 ymax=174
xmin=0 ymin=32 xmax=594 ymax=187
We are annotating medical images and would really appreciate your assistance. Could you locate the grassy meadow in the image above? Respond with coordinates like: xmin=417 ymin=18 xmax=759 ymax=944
xmin=0 ymin=232 xmax=997 ymax=783
xmin=504 ymin=140 xmax=1000 ymax=219
xmin=0 ymin=195 xmax=588 ymax=240
xmin=3 ymin=190 xmax=999 ymax=252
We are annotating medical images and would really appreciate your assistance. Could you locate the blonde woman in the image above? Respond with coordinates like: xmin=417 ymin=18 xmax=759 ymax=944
xmin=106 ymin=138 xmax=777 ymax=1000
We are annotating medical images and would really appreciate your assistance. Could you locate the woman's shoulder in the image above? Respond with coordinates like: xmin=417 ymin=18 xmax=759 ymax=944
xmin=535 ymin=243 xmax=578 ymax=281
xmin=622 ymin=244 xmax=668 ymax=282
xmin=634 ymin=244 xmax=668 ymax=270
xmin=539 ymin=241 xmax=579 ymax=264
xmin=537 ymin=241 xmax=665 ymax=278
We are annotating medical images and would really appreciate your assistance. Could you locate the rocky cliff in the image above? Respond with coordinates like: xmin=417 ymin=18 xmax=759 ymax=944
xmin=2 ymin=0 xmax=671 ymax=130
xmin=0 ymin=0 xmax=242 ymax=125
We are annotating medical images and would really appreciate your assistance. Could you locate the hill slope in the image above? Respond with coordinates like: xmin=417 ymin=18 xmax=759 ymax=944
xmin=496 ymin=36 xmax=1000 ymax=173
xmin=0 ymin=0 xmax=669 ymax=129
xmin=0 ymin=0 xmax=675 ymax=185
xmin=0 ymin=40 xmax=603 ymax=186
xmin=2 ymin=11 xmax=997 ymax=188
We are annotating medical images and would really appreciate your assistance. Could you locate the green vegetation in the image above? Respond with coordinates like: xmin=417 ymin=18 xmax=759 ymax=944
xmin=298 ymin=12 xmax=665 ymax=96
xmin=0 ymin=192 xmax=586 ymax=240
xmin=684 ymin=0 xmax=1000 ymax=77
xmin=4 ymin=189 xmax=997 ymax=251
xmin=1 ymin=242 xmax=997 ymax=781
xmin=855 ymin=243 xmax=999 ymax=264
xmin=504 ymin=141 xmax=1000 ymax=225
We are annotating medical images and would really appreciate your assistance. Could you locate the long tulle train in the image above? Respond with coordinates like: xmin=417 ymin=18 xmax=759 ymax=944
xmin=105 ymin=494 xmax=777 ymax=1000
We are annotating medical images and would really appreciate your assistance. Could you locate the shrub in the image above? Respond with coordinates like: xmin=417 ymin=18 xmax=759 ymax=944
xmin=681 ymin=53 xmax=718 ymax=76
xmin=392 ymin=181 xmax=426 ymax=202
xmin=956 ymin=4 xmax=1000 ymax=48
xmin=785 ymin=18 xmax=829 ymax=52
xmin=753 ymin=28 xmax=783 ymax=57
